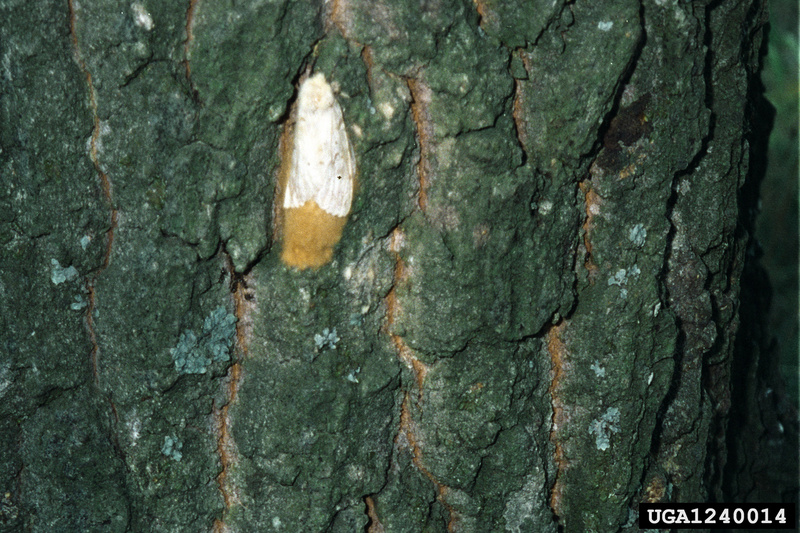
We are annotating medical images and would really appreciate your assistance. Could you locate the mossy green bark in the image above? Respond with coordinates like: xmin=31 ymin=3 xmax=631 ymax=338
xmin=1 ymin=0 xmax=790 ymax=532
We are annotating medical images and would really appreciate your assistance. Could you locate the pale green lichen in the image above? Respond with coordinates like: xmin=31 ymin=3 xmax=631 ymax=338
xmin=629 ymin=223 xmax=647 ymax=247
xmin=589 ymin=407 xmax=621 ymax=451
xmin=70 ymin=295 xmax=88 ymax=311
xmin=50 ymin=259 xmax=79 ymax=285
xmin=203 ymin=307 xmax=238 ymax=361
xmin=170 ymin=306 xmax=237 ymax=374
xmin=345 ymin=367 xmax=361 ymax=383
xmin=314 ymin=327 xmax=339 ymax=350
xmin=607 ymin=264 xmax=641 ymax=299
xmin=590 ymin=361 xmax=606 ymax=377
xmin=161 ymin=435 xmax=183 ymax=461
xmin=608 ymin=269 xmax=628 ymax=287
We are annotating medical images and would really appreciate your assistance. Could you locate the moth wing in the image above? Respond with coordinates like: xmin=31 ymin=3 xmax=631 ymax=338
xmin=284 ymin=83 xmax=354 ymax=217
xmin=283 ymin=111 xmax=320 ymax=210
xmin=312 ymin=100 xmax=354 ymax=217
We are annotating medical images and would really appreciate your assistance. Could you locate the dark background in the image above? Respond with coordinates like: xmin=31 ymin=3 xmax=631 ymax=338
xmin=760 ymin=0 xmax=798 ymax=405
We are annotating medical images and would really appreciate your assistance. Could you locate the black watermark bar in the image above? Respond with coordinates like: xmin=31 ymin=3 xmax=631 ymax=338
xmin=639 ymin=503 xmax=796 ymax=530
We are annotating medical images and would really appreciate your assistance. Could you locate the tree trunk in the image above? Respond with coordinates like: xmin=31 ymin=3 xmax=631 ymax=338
xmin=1 ymin=0 xmax=793 ymax=531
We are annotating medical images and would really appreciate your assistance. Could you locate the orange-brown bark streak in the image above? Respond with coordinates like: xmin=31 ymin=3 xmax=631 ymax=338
xmin=328 ymin=0 xmax=346 ymax=35
xmin=384 ymin=229 xmax=456 ymax=530
xmin=384 ymin=229 xmax=428 ymax=386
xmin=184 ymin=0 xmax=198 ymax=89
xmin=69 ymin=0 xmax=118 ymax=384
xmin=214 ymin=267 xmax=253 ymax=529
xmin=546 ymin=321 xmax=569 ymax=517
xmin=579 ymin=181 xmax=599 ymax=275
xmin=472 ymin=0 xmax=488 ymax=22
xmin=512 ymin=51 xmax=532 ymax=152
xmin=406 ymin=79 xmax=432 ymax=212
xmin=365 ymin=496 xmax=385 ymax=533
xmin=512 ymin=78 xmax=527 ymax=150
xmin=397 ymin=391 xmax=458 ymax=532
xmin=472 ymin=0 xmax=498 ymax=34
xmin=361 ymin=46 xmax=375 ymax=74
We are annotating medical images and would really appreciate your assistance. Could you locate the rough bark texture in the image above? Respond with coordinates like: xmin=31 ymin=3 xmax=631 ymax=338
xmin=0 ymin=0 xmax=795 ymax=532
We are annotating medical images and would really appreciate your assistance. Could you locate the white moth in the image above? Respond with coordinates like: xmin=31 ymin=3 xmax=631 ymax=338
xmin=283 ymin=73 xmax=355 ymax=217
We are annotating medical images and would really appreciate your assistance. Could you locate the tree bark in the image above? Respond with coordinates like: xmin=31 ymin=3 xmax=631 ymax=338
xmin=0 ymin=0 xmax=794 ymax=531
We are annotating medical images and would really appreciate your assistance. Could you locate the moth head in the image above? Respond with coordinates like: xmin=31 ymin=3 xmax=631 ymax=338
xmin=300 ymin=73 xmax=336 ymax=112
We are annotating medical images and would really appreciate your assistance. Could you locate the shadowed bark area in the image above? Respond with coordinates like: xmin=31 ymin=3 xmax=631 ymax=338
xmin=0 ymin=0 xmax=795 ymax=532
